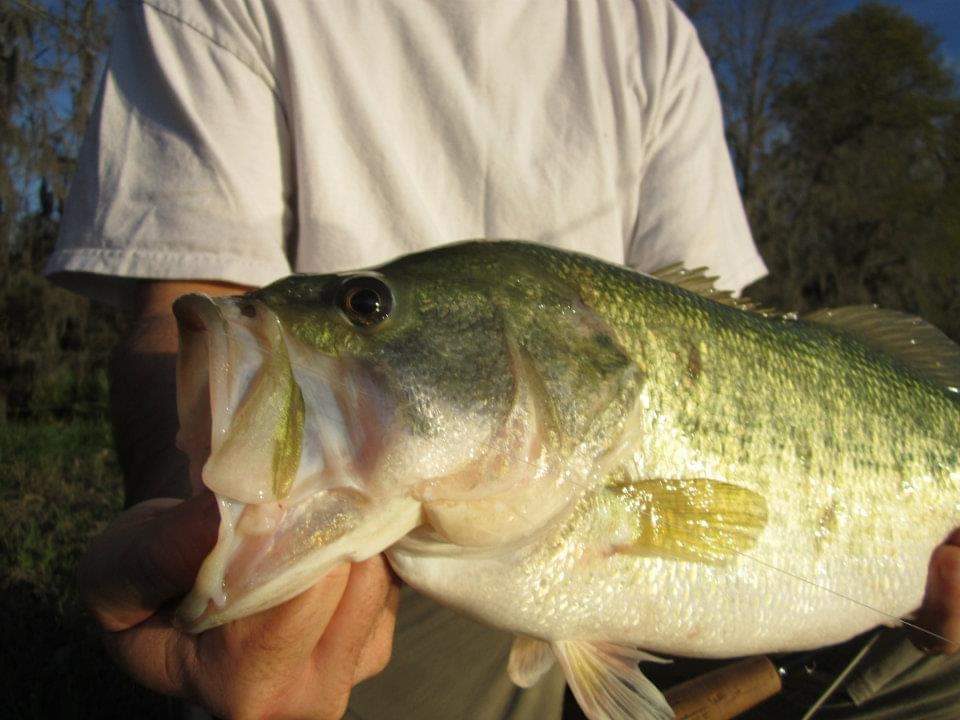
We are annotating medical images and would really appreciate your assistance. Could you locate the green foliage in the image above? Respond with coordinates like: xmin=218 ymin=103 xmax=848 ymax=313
xmin=779 ymin=3 xmax=953 ymax=154
xmin=1 ymin=1 xmax=120 ymax=422
xmin=0 ymin=418 xmax=170 ymax=718
xmin=1 ymin=4 xmax=147 ymax=716
xmin=1 ymin=264 xmax=121 ymax=420
xmin=1 ymin=1 xmax=109 ymax=232
xmin=678 ymin=0 xmax=829 ymax=210
xmin=742 ymin=3 xmax=960 ymax=342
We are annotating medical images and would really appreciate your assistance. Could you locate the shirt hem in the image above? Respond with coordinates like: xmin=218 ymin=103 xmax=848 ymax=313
xmin=44 ymin=247 xmax=291 ymax=307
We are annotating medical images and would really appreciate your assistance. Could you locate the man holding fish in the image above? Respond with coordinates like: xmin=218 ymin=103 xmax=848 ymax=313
xmin=48 ymin=1 xmax=960 ymax=718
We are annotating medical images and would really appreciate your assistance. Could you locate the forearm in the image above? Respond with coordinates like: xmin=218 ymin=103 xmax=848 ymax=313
xmin=110 ymin=314 xmax=187 ymax=503
xmin=110 ymin=281 xmax=252 ymax=505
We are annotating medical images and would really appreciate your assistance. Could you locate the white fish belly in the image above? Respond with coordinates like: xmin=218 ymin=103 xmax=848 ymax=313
xmin=388 ymin=516 xmax=945 ymax=658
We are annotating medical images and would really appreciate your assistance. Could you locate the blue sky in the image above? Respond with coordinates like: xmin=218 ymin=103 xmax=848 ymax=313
xmin=838 ymin=0 xmax=960 ymax=72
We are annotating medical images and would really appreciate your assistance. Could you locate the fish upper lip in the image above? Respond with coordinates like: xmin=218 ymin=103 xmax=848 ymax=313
xmin=174 ymin=293 xmax=389 ymax=506
xmin=173 ymin=293 xmax=226 ymax=332
xmin=174 ymin=293 xmax=294 ymax=503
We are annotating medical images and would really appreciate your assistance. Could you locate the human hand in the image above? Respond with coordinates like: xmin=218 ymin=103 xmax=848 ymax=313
xmin=910 ymin=529 xmax=960 ymax=655
xmin=80 ymin=493 xmax=399 ymax=719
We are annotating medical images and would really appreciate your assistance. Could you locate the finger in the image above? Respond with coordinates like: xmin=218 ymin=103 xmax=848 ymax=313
xmin=190 ymin=564 xmax=353 ymax=717
xmin=313 ymin=556 xmax=397 ymax=690
xmin=240 ymin=562 xmax=352 ymax=654
xmin=82 ymin=493 xmax=219 ymax=631
xmin=199 ymin=563 xmax=352 ymax=680
xmin=353 ymin=576 xmax=400 ymax=682
xmin=103 ymin=617 xmax=198 ymax=698
xmin=911 ymin=542 xmax=960 ymax=654
xmin=131 ymin=493 xmax=220 ymax=597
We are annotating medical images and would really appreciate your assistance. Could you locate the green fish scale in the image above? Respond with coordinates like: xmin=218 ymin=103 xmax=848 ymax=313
xmin=402 ymin=243 xmax=958 ymax=549
xmin=259 ymin=242 xmax=960 ymax=541
xmin=251 ymin=241 xmax=960 ymax=653
xmin=507 ymin=241 xmax=959 ymax=567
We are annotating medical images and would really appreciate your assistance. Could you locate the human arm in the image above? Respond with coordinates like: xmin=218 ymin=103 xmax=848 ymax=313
xmin=109 ymin=281 xmax=243 ymax=504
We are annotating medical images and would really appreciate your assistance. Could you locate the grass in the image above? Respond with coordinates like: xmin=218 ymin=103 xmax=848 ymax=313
xmin=1 ymin=417 xmax=175 ymax=718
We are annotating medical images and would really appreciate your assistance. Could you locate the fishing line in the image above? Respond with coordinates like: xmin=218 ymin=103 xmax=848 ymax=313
xmin=638 ymin=508 xmax=959 ymax=650
xmin=153 ymin=321 xmax=960 ymax=648
xmin=730 ymin=548 xmax=957 ymax=649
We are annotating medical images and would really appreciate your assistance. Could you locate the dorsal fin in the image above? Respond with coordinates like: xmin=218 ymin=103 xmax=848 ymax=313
xmin=650 ymin=263 xmax=777 ymax=316
xmin=805 ymin=305 xmax=960 ymax=393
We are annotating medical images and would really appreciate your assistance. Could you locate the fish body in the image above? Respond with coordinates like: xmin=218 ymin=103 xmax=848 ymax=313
xmin=173 ymin=241 xmax=960 ymax=719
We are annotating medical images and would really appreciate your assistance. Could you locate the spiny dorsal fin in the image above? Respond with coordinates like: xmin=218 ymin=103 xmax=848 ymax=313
xmin=650 ymin=263 xmax=777 ymax=316
xmin=805 ymin=306 xmax=960 ymax=394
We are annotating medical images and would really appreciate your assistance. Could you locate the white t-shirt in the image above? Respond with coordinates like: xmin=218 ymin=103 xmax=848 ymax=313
xmin=47 ymin=0 xmax=765 ymax=303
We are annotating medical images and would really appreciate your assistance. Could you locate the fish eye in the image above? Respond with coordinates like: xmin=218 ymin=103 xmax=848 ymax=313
xmin=337 ymin=275 xmax=394 ymax=327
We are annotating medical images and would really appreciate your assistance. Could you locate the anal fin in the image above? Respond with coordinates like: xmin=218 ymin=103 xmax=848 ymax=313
xmin=552 ymin=640 xmax=673 ymax=720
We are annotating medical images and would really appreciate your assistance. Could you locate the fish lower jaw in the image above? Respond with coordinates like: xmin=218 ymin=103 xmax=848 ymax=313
xmin=177 ymin=535 xmax=349 ymax=634
xmin=177 ymin=494 xmax=423 ymax=633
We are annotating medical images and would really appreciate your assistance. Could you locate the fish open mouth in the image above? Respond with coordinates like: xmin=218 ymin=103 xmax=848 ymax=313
xmin=171 ymin=294 xmax=421 ymax=632
xmin=170 ymin=292 xmax=588 ymax=631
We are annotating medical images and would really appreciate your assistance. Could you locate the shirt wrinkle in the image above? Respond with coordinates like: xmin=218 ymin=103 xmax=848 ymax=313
xmin=135 ymin=0 xmax=280 ymax=97
xmin=50 ymin=0 xmax=765 ymax=316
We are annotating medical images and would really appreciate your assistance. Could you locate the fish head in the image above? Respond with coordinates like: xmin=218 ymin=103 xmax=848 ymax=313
xmin=173 ymin=242 xmax=641 ymax=631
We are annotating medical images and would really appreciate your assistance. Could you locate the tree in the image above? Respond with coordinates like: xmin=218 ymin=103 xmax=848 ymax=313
xmin=745 ymin=3 xmax=960 ymax=341
xmin=678 ymin=0 xmax=828 ymax=219
xmin=1 ymin=1 xmax=107 ymax=254
xmin=0 ymin=1 xmax=114 ymax=421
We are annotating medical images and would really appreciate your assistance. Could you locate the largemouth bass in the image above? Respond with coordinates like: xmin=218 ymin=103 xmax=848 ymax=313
xmin=172 ymin=241 xmax=960 ymax=720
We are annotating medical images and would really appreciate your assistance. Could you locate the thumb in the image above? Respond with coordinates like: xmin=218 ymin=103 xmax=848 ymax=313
xmin=911 ymin=530 xmax=960 ymax=655
xmin=81 ymin=492 xmax=220 ymax=632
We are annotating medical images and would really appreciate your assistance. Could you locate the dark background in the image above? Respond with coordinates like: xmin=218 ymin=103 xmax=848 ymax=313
xmin=2 ymin=1 xmax=958 ymax=717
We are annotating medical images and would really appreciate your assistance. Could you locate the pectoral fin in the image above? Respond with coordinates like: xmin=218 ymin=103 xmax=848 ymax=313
xmin=604 ymin=477 xmax=768 ymax=565
xmin=552 ymin=640 xmax=673 ymax=720
xmin=508 ymin=636 xmax=556 ymax=688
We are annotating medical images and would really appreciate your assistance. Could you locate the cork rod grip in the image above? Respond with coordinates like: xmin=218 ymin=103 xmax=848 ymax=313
xmin=663 ymin=656 xmax=783 ymax=720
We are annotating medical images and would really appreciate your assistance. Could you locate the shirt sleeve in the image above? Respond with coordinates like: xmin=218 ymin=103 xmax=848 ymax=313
xmin=627 ymin=1 xmax=766 ymax=295
xmin=45 ymin=0 xmax=293 ymax=305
